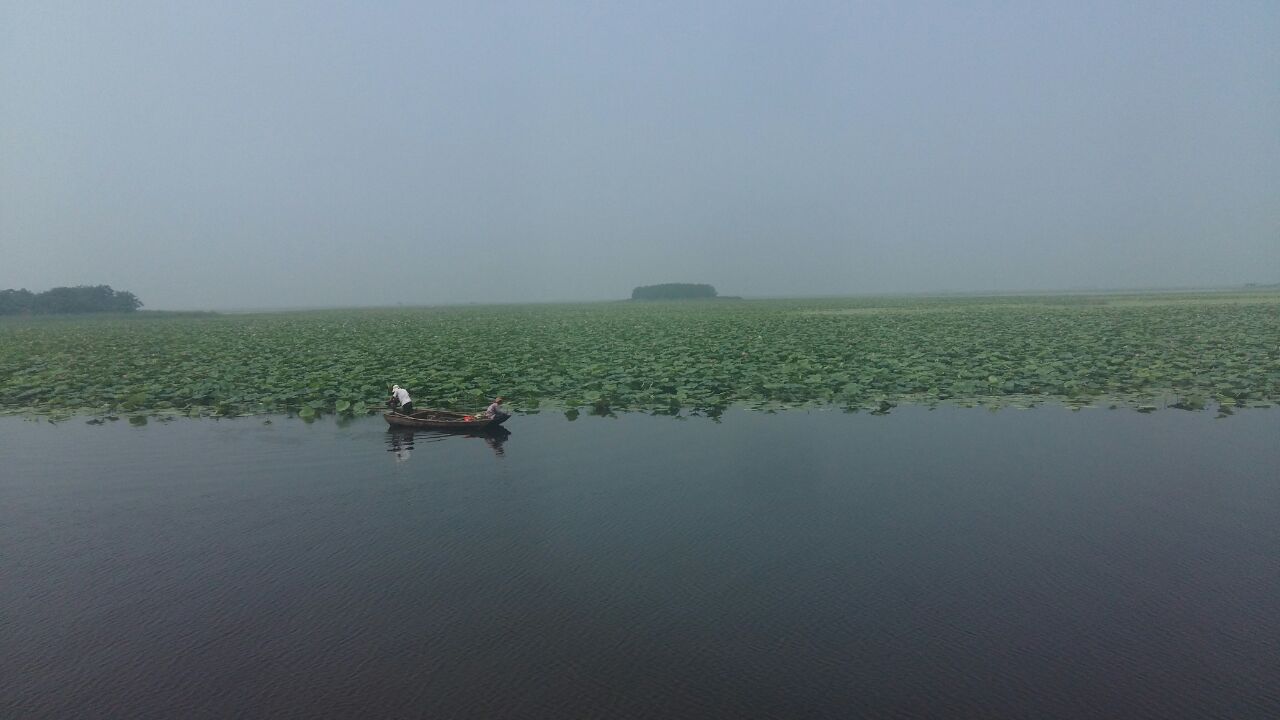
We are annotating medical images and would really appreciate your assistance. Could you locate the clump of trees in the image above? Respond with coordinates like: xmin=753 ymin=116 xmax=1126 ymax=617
xmin=631 ymin=283 xmax=718 ymax=300
xmin=0 ymin=285 xmax=143 ymax=315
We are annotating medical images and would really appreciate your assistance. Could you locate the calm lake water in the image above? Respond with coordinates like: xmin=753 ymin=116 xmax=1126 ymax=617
xmin=3 ymin=406 xmax=1278 ymax=719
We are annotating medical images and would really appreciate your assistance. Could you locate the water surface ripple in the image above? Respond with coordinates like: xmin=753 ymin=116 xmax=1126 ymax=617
xmin=2 ymin=407 xmax=1278 ymax=719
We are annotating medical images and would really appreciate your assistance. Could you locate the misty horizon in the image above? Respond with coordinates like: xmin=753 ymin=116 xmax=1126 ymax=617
xmin=3 ymin=2 xmax=1277 ymax=311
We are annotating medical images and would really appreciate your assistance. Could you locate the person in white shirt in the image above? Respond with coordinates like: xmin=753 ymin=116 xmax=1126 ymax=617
xmin=390 ymin=384 xmax=413 ymax=414
xmin=484 ymin=396 xmax=509 ymax=422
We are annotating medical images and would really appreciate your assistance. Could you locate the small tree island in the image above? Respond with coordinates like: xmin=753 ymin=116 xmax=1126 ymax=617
xmin=631 ymin=283 xmax=718 ymax=301
xmin=0 ymin=285 xmax=143 ymax=315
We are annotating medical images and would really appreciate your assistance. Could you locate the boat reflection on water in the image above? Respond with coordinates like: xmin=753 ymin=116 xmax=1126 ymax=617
xmin=386 ymin=425 xmax=511 ymax=461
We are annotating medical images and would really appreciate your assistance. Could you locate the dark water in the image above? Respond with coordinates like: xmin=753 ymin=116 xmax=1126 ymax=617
xmin=3 ymin=407 xmax=1278 ymax=719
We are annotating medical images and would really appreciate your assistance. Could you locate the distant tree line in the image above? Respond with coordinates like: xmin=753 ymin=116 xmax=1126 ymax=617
xmin=0 ymin=285 xmax=143 ymax=315
xmin=631 ymin=283 xmax=718 ymax=300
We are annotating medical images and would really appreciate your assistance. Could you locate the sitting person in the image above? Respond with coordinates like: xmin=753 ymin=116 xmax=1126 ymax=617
xmin=390 ymin=384 xmax=413 ymax=414
xmin=484 ymin=396 xmax=509 ymax=421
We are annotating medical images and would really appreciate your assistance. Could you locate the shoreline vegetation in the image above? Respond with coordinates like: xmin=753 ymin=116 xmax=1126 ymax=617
xmin=0 ymin=285 xmax=143 ymax=315
xmin=1 ymin=291 xmax=1276 ymax=423
xmin=631 ymin=282 xmax=718 ymax=300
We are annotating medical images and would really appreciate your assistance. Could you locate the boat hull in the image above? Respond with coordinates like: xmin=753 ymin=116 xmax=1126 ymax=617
xmin=383 ymin=409 xmax=508 ymax=430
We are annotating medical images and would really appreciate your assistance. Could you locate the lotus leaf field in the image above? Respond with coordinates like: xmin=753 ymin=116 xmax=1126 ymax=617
xmin=1 ymin=293 xmax=1277 ymax=421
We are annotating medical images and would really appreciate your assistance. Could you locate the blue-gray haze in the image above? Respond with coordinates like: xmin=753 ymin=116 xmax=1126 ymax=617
xmin=2 ymin=1 xmax=1277 ymax=310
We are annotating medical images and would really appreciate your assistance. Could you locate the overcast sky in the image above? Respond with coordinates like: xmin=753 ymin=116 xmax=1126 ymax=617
xmin=2 ymin=1 xmax=1277 ymax=310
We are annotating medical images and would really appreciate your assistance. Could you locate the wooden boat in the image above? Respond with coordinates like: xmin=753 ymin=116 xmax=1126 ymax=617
xmin=383 ymin=408 xmax=509 ymax=430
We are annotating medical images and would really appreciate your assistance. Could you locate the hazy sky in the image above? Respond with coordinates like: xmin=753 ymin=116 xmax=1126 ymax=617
xmin=3 ymin=1 xmax=1277 ymax=309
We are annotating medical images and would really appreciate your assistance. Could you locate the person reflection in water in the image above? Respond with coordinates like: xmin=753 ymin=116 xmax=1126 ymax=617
xmin=483 ymin=428 xmax=509 ymax=456
xmin=387 ymin=428 xmax=508 ymax=460
xmin=387 ymin=430 xmax=413 ymax=462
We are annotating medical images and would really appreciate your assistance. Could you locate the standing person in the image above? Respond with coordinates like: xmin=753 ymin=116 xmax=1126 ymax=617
xmin=484 ymin=396 xmax=509 ymax=422
xmin=391 ymin=384 xmax=413 ymax=415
